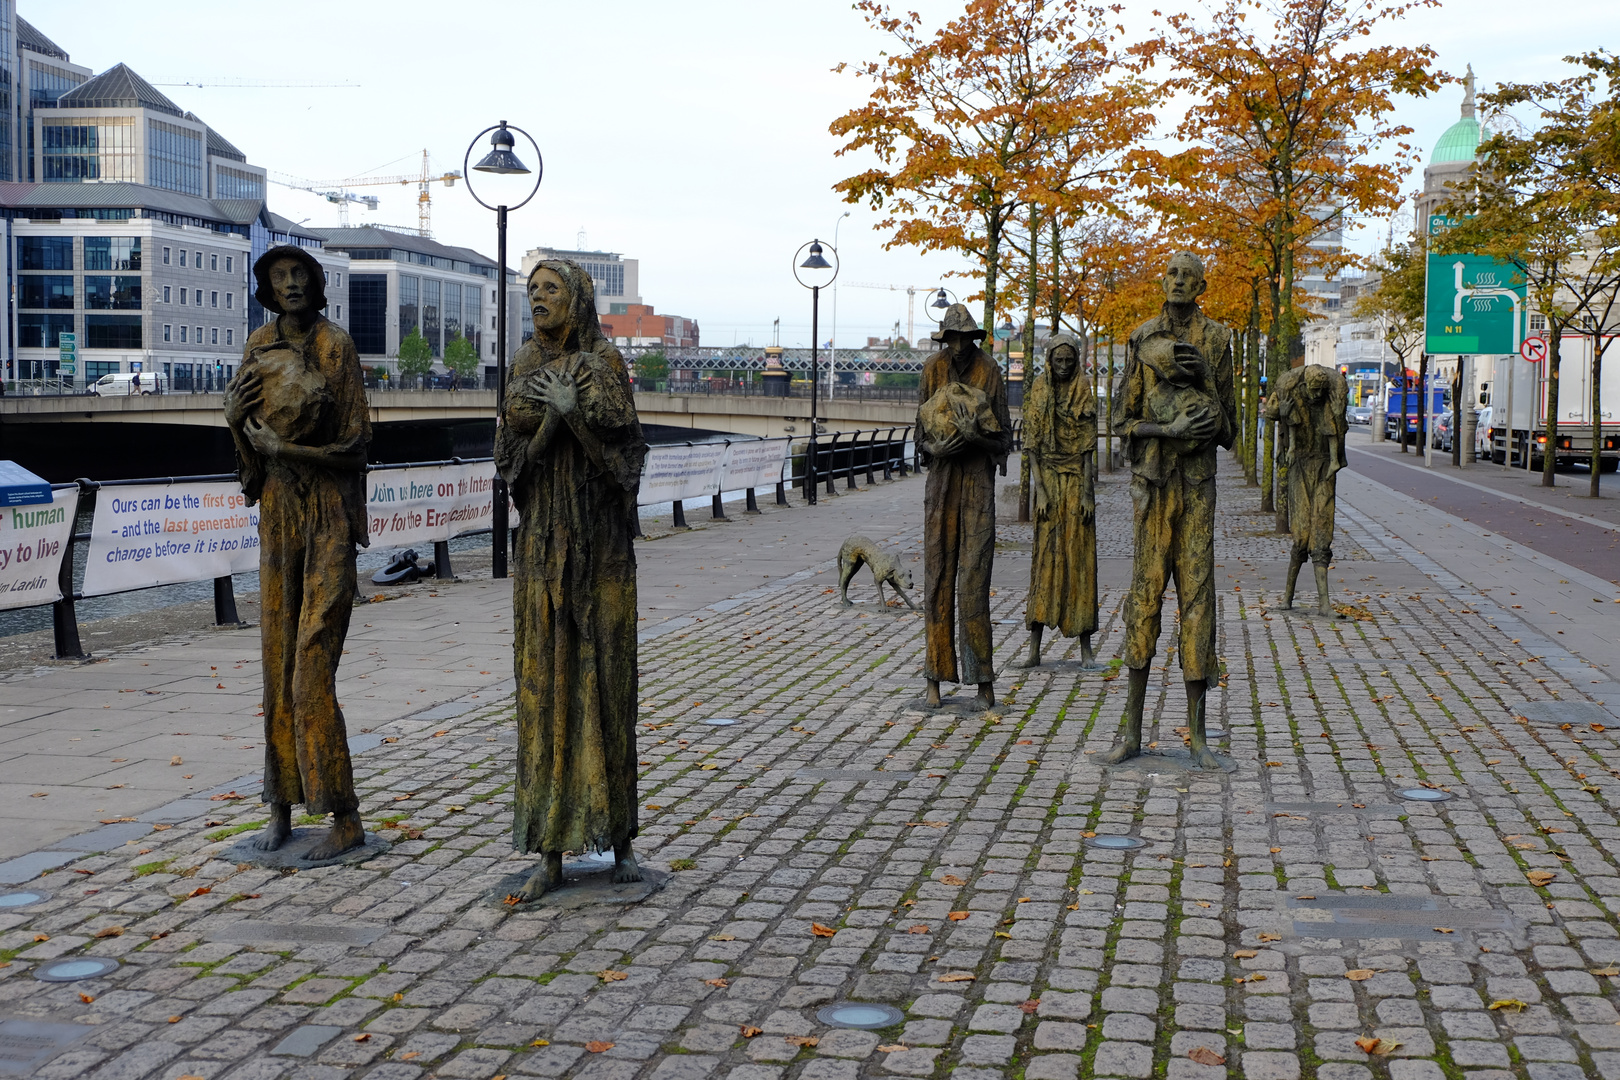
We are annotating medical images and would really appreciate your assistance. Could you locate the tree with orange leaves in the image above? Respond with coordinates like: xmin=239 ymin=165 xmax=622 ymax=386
xmin=1135 ymin=0 xmax=1443 ymax=508
xmin=830 ymin=0 xmax=1144 ymax=337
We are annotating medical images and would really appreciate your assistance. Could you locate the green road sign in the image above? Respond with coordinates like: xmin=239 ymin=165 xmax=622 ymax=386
xmin=59 ymin=363 xmax=76 ymax=375
xmin=58 ymin=332 xmax=76 ymax=363
xmin=1424 ymin=215 xmax=1527 ymax=355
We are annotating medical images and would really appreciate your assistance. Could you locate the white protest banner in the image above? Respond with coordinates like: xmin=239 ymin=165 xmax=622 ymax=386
xmin=0 ymin=488 xmax=78 ymax=610
xmin=719 ymin=438 xmax=790 ymax=492
xmin=82 ymin=483 xmax=258 ymax=597
xmin=367 ymin=463 xmax=497 ymax=548
xmin=638 ymin=442 xmax=728 ymax=506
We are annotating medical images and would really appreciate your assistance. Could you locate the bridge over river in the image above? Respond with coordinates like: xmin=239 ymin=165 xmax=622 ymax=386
xmin=0 ymin=387 xmax=939 ymax=482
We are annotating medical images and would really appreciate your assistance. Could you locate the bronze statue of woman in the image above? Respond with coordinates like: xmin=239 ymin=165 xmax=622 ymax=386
xmin=496 ymin=260 xmax=648 ymax=900
xmin=1014 ymin=335 xmax=1099 ymax=669
xmin=224 ymin=246 xmax=370 ymax=861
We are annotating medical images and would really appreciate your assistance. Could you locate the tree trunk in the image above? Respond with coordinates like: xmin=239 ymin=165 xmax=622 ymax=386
xmin=1049 ymin=216 xmax=1063 ymax=335
xmin=1104 ymin=332 xmax=1116 ymax=474
xmin=1018 ymin=209 xmax=1039 ymax=523
xmin=1023 ymin=207 xmax=1039 ymax=366
xmin=1246 ymin=311 xmax=1261 ymax=485
xmin=1544 ymin=329 xmax=1561 ymax=487
xmin=1263 ymin=323 xmax=1276 ymax=514
xmin=983 ymin=206 xmax=1003 ymax=347
xmin=1417 ymin=353 xmax=1430 ymax=458
xmin=1592 ymin=339 xmax=1605 ymax=498
xmin=1232 ymin=324 xmax=1248 ymax=472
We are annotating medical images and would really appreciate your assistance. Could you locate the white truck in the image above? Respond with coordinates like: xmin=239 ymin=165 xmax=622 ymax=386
xmin=91 ymin=372 xmax=169 ymax=396
xmin=1480 ymin=333 xmax=1619 ymax=471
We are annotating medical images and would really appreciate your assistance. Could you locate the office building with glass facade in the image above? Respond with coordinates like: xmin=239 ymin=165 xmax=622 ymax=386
xmin=12 ymin=15 xmax=91 ymax=183
xmin=0 ymin=20 xmax=352 ymax=388
xmin=312 ymin=226 xmax=516 ymax=381
xmin=29 ymin=62 xmax=266 ymax=202
xmin=520 ymin=245 xmax=640 ymax=316
xmin=3 ymin=188 xmax=349 ymax=386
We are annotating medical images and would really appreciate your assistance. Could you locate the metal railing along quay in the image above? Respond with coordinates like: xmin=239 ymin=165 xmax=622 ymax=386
xmin=23 ymin=428 xmax=922 ymax=660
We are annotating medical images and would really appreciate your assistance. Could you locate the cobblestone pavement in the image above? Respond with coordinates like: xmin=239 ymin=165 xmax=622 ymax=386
xmin=3 ymin=458 xmax=1620 ymax=1080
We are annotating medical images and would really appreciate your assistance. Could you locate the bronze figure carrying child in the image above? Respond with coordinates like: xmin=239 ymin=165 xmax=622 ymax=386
xmin=225 ymin=246 xmax=370 ymax=861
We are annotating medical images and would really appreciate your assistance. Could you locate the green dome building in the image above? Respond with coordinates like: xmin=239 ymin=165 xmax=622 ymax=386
xmin=1417 ymin=65 xmax=1487 ymax=236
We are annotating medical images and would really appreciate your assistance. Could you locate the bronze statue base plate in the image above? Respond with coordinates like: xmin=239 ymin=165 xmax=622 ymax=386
xmin=221 ymin=828 xmax=392 ymax=869
xmin=909 ymin=697 xmax=996 ymax=717
xmin=1099 ymin=747 xmax=1236 ymax=777
xmin=1012 ymin=657 xmax=1109 ymax=674
xmin=835 ymin=601 xmax=920 ymax=618
xmin=487 ymin=861 xmax=669 ymax=910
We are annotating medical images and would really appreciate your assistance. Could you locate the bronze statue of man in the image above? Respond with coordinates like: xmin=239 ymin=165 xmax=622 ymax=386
xmin=916 ymin=304 xmax=1013 ymax=710
xmin=1014 ymin=335 xmax=1099 ymax=669
xmin=1265 ymin=364 xmax=1349 ymax=615
xmin=224 ymin=246 xmax=370 ymax=860
xmin=496 ymin=260 xmax=647 ymax=901
xmin=1103 ymin=253 xmax=1236 ymax=771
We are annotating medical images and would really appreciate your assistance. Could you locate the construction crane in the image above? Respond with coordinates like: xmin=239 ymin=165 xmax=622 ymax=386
xmin=267 ymin=173 xmax=379 ymax=227
xmin=843 ymin=282 xmax=951 ymax=346
xmin=267 ymin=152 xmax=459 ymax=237
xmin=150 ymin=78 xmax=360 ymax=89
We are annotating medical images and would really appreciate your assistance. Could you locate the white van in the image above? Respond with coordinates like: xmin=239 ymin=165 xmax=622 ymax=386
xmin=92 ymin=372 xmax=169 ymax=396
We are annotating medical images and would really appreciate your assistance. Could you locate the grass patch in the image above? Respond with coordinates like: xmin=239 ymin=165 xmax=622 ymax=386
xmin=295 ymin=813 xmax=328 ymax=826
xmin=133 ymin=859 xmax=173 ymax=877
xmin=669 ymin=858 xmax=697 ymax=871
xmin=205 ymin=820 xmax=265 ymax=842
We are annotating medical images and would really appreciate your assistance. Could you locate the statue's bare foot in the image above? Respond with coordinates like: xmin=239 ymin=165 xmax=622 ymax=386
xmin=613 ymin=842 xmax=643 ymax=884
xmin=1097 ymin=741 xmax=1140 ymax=765
xmin=976 ymin=683 xmax=996 ymax=709
xmin=924 ymin=680 xmax=942 ymax=709
xmin=304 ymin=811 xmax=364 ymax=862
xmin=516 ymin=853 xmax=564 ymax=901
xmin=1010 ymin=652 xmax=1041 ymax=669
xmin=1077 ymin=640 xmax=1105 ymax=671
xmin=252 ymin=804 xmax=292 ymax=851
xmin=1189 ymin=743 xmax=1223 ymax=771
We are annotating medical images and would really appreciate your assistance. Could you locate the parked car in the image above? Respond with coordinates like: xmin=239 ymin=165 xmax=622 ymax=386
xmin=1346 ymin=405 xmax=1374 ymax=426
xmin=1431 ymin=408 xmax=1485 ymax=455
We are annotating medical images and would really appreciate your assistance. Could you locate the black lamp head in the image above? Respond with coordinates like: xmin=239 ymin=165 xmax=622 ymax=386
xmin=800 ymin=241 xmax=832 ymax=271
xmin=473 ymin=122 xmax=530 ymax=175
xmin=932 ymin=288 xmax=950 ymax=310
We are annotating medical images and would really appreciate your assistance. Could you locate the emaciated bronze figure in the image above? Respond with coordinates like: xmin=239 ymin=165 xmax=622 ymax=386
xmin=496 ymin=260 xmax=647 ymax=901
xmin=1103 ymin=253 xmax=1236 ymax=771
xmin=1014 ymin=335 xmax=1099 ymax=669
xmin=1265 ymin=364 xmax=1348 ymax=616
xmin=225 ymin=246 xmax=370 ymax=860
xmin=916 ymin=304 xmax=1013 ymax=710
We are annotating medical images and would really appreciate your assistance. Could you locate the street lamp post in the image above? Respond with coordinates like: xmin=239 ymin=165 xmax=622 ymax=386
xmin=794 ymin=239 xmax=839 ymax=505
xmin=464 ymin=120 xmax=543 ymax=580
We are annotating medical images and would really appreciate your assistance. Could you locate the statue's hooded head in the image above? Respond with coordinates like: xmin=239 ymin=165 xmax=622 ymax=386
xmin=1045 ymin=335 xmax=1083 ymax=382
xmin=527 ymin=259 xmax=609 ymax=353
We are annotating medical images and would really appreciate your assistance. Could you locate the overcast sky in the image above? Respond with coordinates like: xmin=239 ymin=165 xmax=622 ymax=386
xmin=31 ymin=0 xmax=1620 ymax=348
